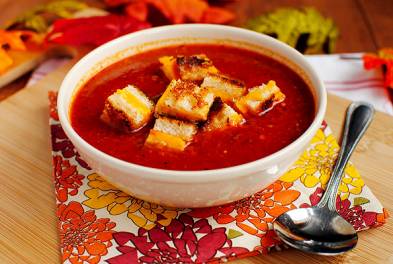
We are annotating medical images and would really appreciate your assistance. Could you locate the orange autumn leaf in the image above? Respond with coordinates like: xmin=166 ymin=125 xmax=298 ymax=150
xmin=123 ymin=0 xmax=235 ymax=24
xmin=0 ymin=30 xmax=26 ymax=51
xmin=201 ymin=6 xmax=235 ymax=24
xmin=125 ymin=1 xmax=148 ymax=22
xmin=0 ymin=30 xmax=39 ymax=73
xmin=149 ymin=0 xmax=208 ymax=23
xmin=0 ymin=49 xmax=13 ymax=73
xmin=363 ymin=48 xmax=393 ymax=89
xmin=273 ymin=190 xmax=301 ymax=205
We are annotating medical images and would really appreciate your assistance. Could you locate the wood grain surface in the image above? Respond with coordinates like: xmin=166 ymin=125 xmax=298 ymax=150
xmin=0 ymin=0 xmax=393 ymax=263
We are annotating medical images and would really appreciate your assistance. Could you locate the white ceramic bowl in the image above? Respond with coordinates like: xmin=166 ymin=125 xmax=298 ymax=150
xmin=58 ymin=24 xmax=326 ymax=208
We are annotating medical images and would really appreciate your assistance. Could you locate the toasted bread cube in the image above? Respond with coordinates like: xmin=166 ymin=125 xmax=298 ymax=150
xmin=204 ymin=101 xmax=245 ymax=131
xmin=101 ymin=85 xmax=154 ymax=132
xmin=177 ymin=54 xmax=218 ymax=81
xmin=159 ymin=54 xmax=218 ymax=81
xmin=145 ymin=117 xmax=197 ymax=151
xmin=235 ymin=80 xmax=285 ymax=115
xmin=201 ymin=74 xmax=246 ymax=102
xmin=159 ymin=56 xmax=178 ymax=80
xmin=155 ymin=79 xmax=215 ymax=122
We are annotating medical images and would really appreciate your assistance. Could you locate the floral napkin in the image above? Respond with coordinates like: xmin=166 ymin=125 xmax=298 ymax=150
xmin=49 ymin=92 xmax=388 ymax=263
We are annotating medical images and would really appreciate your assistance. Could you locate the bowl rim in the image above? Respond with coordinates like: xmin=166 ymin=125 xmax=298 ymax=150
xmin=58 ymin=24 xmax=327 ymax=183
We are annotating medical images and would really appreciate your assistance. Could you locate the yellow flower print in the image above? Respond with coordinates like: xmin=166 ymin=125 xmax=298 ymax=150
xmin=83 ymin=173 xmax=180 ymax=230
xmin=280 ymin=129 xmax=365 ymax=199
xmin=340 ymin=163 xmax=364 ymax=199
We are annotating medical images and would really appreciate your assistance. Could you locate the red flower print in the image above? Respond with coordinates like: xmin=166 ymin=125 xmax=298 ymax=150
xmin=300 ymin=187 xmax=383 ymax=230
xmin=53 ymin=155 xmax=84 ymax=203
xmin=337 ymin=199 xmax=377 ymax=230
xmin=189 ymin=181 xmax=300 ymax=236
xmin=58 ymin=202 xmax=115 ymax=264
xmin=320 ymin=120 xmax=328 ymax=131
xmin=51 ymin=124 xmax=91 ymax=169
xmin=107 ymin=214 xmax=248 ymax=263
xmin=254 ymin=230 xmax=283 ymax=254
xmin=48 ymin=91 xmax=59 ymax=121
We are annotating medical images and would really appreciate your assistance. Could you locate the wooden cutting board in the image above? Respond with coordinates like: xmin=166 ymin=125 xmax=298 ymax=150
xmin=0 ymin=58 xmax=392 ymax=263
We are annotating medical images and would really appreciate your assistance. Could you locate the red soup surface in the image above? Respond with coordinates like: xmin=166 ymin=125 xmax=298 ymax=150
xmin=71 ymin=44 xmax=315 ymax=170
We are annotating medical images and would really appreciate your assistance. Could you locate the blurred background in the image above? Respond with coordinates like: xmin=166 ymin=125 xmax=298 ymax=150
xmin=1 ymin=0 xmax=392 ymax=112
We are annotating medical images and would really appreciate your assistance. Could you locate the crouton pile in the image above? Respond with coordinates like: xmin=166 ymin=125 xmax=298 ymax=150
xmin=101 ymin=54 xmax=286 ymax=151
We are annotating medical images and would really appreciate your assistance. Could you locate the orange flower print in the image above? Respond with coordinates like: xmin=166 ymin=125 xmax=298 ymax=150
xmin=83 ymin=173 xmax=180 ymax=230
xmin=189 ymin=181 xmax=300 ymax=237
xmin=58 ymin=202 xmax=115 ymax=264
xmin=53 ymin=155 xmax=84 ymax=203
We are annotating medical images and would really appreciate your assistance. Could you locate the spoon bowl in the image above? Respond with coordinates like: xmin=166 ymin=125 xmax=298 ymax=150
xmin=274 ymin=207 xmax=358 ymax=255
xmin=273 ymin=102 xmax=374 ymax=255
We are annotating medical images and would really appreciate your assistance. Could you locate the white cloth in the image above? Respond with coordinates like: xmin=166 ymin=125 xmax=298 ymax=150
xmin=306 ymin=53 xmax=393 ymax=115
xmin=28 ymin=54 xmax=393 ymax=115
xmin=26 ymin=57 xmax=69 ymax=87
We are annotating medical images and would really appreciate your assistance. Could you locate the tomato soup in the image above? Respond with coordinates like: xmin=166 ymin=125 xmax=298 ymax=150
xmin=71 ymin=44 xmax=315 ymax=170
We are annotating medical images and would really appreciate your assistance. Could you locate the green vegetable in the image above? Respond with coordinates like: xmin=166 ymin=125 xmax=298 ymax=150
xmin=6 ymin=0 xmax=88 ymax=32
xmin=245 ymin=7 xmax=339 ymax=54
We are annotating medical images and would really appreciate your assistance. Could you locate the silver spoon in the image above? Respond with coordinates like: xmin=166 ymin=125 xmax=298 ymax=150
xmin=273 ymin=102 xmax=374 ymax=255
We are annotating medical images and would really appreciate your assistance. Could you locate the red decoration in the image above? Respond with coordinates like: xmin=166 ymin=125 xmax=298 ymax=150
xmin=363 ymin=48 xmax=393 ymax=89
xmin=106 ymin=0 xmax=235 ymax=24
xmin=45 ymin=15 xmax=151 ymax=46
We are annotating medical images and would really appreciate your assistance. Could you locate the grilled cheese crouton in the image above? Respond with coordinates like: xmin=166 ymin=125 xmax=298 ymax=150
xmin=235 ymin=80 xmax=285 ymax=115
xmin=177 ymin=54 xmax=218 ymax=81
xmin=204 ymin=101 xmax=245 ymax=131
xmin=145 ymin=117 xmax=197 ymax=151
xmin=159 ymin=54 xmax=218 ymax=81
xmin=155 ymin=79 xmax=215 ymax=122
xmin=101 ymin=85 xmax=154 ymax=132
xmin=201 ymin=74 xmax=246 ymax=102
xmin=159 ymin=56 xmax=179 ymax=80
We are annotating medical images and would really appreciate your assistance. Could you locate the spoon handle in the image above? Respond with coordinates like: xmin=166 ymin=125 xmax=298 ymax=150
xmin=317 ymin=102 xmax=374 ymax=211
